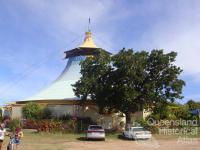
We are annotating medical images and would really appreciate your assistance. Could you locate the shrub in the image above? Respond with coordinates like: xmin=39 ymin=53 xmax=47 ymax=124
xmin=77 ymin=117 xmax=94 ymax=132
xmin=41 ymin=107 xmax=52 ymax=119
xmin=34 ymin=119 xmax=76 ymax=133
xmin=170 ymin=105 xmax=192 ymax=120
xmin=137 ymin=119 xmax=158 ymax=134
xmin=0 ymin=108 xmax=2 ymax=121
xmin=22 ymin=119 xmax=37 ymax=129
xmin=22 ymin=102 xmax=42 ymax=120
xmin=23 ymin=114 xmax=95 ymax=133
xmin=8 ymin=118 xmax=21 ymax=132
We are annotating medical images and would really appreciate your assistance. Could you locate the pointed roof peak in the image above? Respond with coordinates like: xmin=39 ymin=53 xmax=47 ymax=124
xmin=79 ymin=18 xmax=97 ymax=48
xmin=79 ymin=31 xmax=97 ymax=48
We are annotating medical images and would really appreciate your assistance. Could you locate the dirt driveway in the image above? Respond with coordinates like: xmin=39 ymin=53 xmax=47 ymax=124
xmin=63 ymin=137 xmax=200 ymax=150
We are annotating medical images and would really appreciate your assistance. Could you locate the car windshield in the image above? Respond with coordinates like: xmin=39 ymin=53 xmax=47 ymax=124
xmin=89 ymin=125 xmax=103 ymax=130
xmin=131 ymin=128 xmax=145 ymax=132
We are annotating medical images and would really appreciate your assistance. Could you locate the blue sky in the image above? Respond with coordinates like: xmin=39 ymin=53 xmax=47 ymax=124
xmin=0 ymin=0 xmax=200 ymax=105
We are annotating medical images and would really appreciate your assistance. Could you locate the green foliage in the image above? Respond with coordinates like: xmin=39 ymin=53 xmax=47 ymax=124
xmin=73 ymin=49 xmax=185 ymax=125
xmin=137 ymin=119 xmax=158 ymax=134
xmin=187 ymin=100 xmax=200 ymax=109
xmin=73 ymin=49 xmax=112 ymax=102
xmin=151 ymin=102 xmax=194 ymax=121
xmin=23 ymin=117 xmax=94 ymax=133
xmin=22 ymin=102 xmax=42 ymax=120
xmin=151 ymin=102 xmax=169 ymax=120
xmin=41 ymin=107 xmax=52 ymax=119
xmin=77 ymin=117 xmax=95 ymax=132
xmin=0 ymin=108 xmax=2 ymax=121
xmin=8 ymin=118 xmax=21 ymax=132
xmin=168 ymin=104 xmax=192 ymax=120
xmin=23 ymin=104 xmax=53 ymax=120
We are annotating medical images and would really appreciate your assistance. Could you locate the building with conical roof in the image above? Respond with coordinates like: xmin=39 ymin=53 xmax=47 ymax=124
xmin=5 ymin=30 xmax=149 ymax=128
xmin=22 ymin=31 xmax=99 ymax=101
xmin=5 ymin=30 xmax=128 ymax=129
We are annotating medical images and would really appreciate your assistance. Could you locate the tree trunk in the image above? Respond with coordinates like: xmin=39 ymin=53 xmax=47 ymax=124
xmin=125 ymin=112 xmax=131 ymax=129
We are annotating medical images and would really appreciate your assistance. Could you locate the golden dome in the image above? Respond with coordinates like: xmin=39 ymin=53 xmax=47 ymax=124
xmin=79 ymin=31 xmax=97 ymax=48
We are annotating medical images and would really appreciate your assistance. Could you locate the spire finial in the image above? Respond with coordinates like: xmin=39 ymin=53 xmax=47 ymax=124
xmin=79 ymin=18 xmax=97 ymax=48
xmin=88 ymin=18 xmax=91 ymax=32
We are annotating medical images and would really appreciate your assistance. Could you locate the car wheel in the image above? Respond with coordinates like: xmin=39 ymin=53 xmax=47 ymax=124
xmin=122 ymin=133 xmax=124 ymax=138
xmin=132 ymin=136 xmax=136 ymax=140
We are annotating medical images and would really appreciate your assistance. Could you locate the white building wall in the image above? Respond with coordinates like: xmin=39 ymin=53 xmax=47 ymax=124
xmin=10 ymin=104 xmax=147 ymax=129
xmin=12 ymin=106 xmax=23 ymax=119
xmin=47 ymin=105 xmax=79 ymax=117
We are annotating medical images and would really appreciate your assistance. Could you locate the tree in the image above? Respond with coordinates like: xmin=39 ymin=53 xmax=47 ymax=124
xmin=22 ymin=102 xmax=42 ymax=120
xmin=187 ymin=100 xmax=200 ymax=109
xmin=150 ymin=102 xmax=169 ymax=120
xmin=73 ymin=49 xmax=185 ymax=126
xmin=152 ymin=102 xmax=192 ymax=120
xmin=0 ymin=108 xmax=2 ymax=121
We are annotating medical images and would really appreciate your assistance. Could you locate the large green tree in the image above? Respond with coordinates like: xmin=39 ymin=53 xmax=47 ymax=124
xmin=73 ymin=49 xmax=185 ymax=126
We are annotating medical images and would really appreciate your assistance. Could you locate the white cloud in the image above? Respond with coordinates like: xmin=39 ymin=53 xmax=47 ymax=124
xmin=184 ymin=94 xmax=200 ymax=102
xmin=130 ymin=1 xmax=200 ymax=82
xmin=1 ymin=0 xmax=200 ymax=103
xmin=0 ymin=0 xmax=120 ymax=101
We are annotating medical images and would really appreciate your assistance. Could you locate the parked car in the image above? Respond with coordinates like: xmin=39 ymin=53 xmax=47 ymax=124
xmin=86 ymin=125 xmax=105 ymax=140
xmin=122 ymin=126 xmax=152 ymax=140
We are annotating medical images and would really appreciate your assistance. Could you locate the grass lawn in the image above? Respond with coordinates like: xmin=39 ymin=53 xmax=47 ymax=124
xmin=2 ymin=130 xmax=120 ymax=150
xmin=2 ymin=129 xmax=199 ymax=150
xmin=2 ymin=130 xmax=81 ymax=150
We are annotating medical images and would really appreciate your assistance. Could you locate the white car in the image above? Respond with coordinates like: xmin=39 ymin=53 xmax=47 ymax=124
xmin=122 ymin=127 xmax=152 ymax=140
xmin=86 ymin=125 xmax=105 ymax=140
